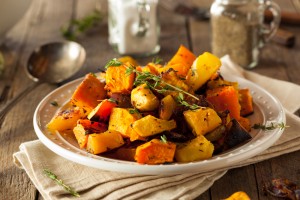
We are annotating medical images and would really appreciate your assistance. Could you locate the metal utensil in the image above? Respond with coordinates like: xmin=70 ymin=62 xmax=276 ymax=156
xmin=0 ymin=41 xmax=86 ymax=118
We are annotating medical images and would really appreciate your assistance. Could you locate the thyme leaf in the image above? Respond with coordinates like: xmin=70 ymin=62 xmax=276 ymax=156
xmin=152 ymin=56 xmax=163 ymax=64
xmin=50 ymin=101 xmax=59 ymax=107
xmin=176 ymin=93 xmax=200 ymax=110
xmin=161 ymin=135 xmax=168 ymax=143
xmin=252 ymin=122 xmax=288 ymax=130
xmin=104 ymin=58 xmax=123 ymax=69
xmin=43 ymin=169 xmax=80 ymax=197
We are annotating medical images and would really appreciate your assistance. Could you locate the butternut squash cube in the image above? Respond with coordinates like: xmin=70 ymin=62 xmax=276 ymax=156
xmin=239 ymin=88 xmax=254 ymax=116
xmin=175 ymin=135 xmax=214 ymax=162
xmin=47 ymin=106 xmax=86 ymax=131
xmin=131 ymin=83 xmax=159 ymax=111
xmin=86 ymin=130 xmax=124 ymax=154
xmin=71 ymin=73 xmax=106 ymax=113
xmin=108 ymin=108 xmax=141 ymax=138
xmin=183 ymin=107 xmax=222 ymax=136
xmin=135 ymin=139 xmax=176 ymax=164
xmin=105 ymin=64 xmax=135 ymax=94
xmin=132 ymin=115 xmax=176 ymax=137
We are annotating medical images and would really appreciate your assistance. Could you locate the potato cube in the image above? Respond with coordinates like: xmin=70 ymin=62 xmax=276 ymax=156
xmin=175 ymin=135 xmax=214 ymax=162
xmin=131 ymin=83 xmax=159 ymax=111
xmin=183 ymin=107 xmax=222 ymax=136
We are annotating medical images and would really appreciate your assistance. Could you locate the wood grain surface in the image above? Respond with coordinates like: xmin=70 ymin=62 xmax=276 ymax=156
xmin=0 ymin=0 xmax=299 ymax=199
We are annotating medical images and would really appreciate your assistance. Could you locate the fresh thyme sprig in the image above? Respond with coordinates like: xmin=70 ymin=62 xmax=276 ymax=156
xmin=161 ymin=135 xmax=168 ymax=143
xmin=104 ymin=58 xmax=123 ymax=69
xmin=43 ymin=169 xmax=80 ymax=197
xmin=152 ymin=56 xmax=163 ymax=65
xmin=176 ymin=93 xmax=200 ymax=110
xmin=252 ymin=122 xmax=288 ymax=131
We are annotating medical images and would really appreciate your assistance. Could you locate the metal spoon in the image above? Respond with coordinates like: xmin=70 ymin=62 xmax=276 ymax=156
xmin=0 ymin=41 xmax=86 ymax=118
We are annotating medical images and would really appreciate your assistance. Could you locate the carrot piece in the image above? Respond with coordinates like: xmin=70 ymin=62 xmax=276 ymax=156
xmin=135 ymin=139 xmax=176 ymax=164
xmin=88 ymin=99 xmax=117 ymax=121
xmin=206 ymin=86 xmax=241 ymax=120
xmin=239 ymin=89 xmax=254 ymax=116
xmin=73 ymin=119 xmax=107 ymax=148
xmin=162 ymin=45 xmax=196 ymax=77
xmin=71 ymin=73 xmax=107 ymax=112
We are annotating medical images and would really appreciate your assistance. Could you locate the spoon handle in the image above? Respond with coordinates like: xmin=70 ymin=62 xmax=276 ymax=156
xmin=0 ymin=82 xmax=39 ymax=118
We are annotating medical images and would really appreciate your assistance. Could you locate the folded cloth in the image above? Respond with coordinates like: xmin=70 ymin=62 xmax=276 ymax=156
xmin=13 ymin=56 xmax=300 ymax=200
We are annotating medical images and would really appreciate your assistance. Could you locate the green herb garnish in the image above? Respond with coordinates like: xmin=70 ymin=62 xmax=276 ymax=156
xmin=152 ymin=56 xmax=163 ymax=65
xmin=104 ymin=58 xmax=123 ymax=69
xmin=161 ymin=135 xmax=168 ymax=143
xmin=61 ymin=10 xmax=102 ymax=40
xmin=50 ymin=101 xmax=59 ymax=107
xmin=108 ymin=98 xmax=117 ymax=104
xmin=176 ymin=93 xmax=200 ymax=110
xmin=43 ymin=169 xmax=80 ymax=197
xmin=129 ymin=108 xmax=140 ymax=114
xmin=252 ymin=122 xmax=288 ymax=130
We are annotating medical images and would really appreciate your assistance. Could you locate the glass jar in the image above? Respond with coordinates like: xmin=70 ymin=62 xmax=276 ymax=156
xmin=210 ymin=0 xmax=280 ymax=69
xmin=108 ymin=0 xmax=160 ymax=57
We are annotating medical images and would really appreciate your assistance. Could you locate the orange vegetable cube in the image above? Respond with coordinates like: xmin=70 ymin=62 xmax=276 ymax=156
xmin=239 ymin=89 xmax=254 ymax=116
xmin=88 ymin=99 xmax=117 ymax=121
xmin=71 ymin=73 xmax=106 ymax=113
xmin=135 ymin=139 xmax=176 ymax=164
xmin=206 ymin=86 xmax=241 ymax=120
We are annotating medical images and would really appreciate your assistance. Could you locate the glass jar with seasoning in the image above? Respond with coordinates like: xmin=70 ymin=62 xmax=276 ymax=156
xmin=210 ymin=0 xmax=281 ymax=69
xmin=108 ymin=0 xmax=160 ymax=57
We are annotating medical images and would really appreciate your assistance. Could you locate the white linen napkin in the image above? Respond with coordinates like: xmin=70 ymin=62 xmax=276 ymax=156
xmin=13 ymin=56 xmax=300 ymax=200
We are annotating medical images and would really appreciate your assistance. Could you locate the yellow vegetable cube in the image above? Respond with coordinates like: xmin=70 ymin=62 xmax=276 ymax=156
xmin=175 ymin=135 xmax=214 ymax=162
xmin=87 ymin=130 xmax=124 ymax=154
xmin=132 ymin=115 xmax=176 ymax=137
xmin=131 ymin=83 xmax=159 ymax=111
xmin=183 ymin=107 xmax=222 ymax=136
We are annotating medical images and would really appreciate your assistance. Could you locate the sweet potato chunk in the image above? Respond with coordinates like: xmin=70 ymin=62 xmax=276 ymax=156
xmin=132 ymin=115 xmax=176 ymax=137
xmin=183 ymin=107 xmax=222 ymax=136
xmin=135 ymin=139 xmax=176 ymax=164
xmin=47 ymin=106 xmax=86 ymax=131
xmin=87 ymin=99 xmax=117 ymax=121
xmin=87 ymin=130 xmax=124 ymax=154
xmin=105 ymin=64 xmax=135 ymax=94
xmin=175 ymin=135 xmax=214 ymax=162
xmin=71 ymin=73 xmax=106 ymax=112
xmin=131 ymin=83 xmax=159 ymax=111
xmin=206 ymin=86 xmax=241 ymax=120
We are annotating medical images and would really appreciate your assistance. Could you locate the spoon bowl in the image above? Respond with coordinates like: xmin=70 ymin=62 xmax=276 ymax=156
xmin=27 ymin=41 xmax=86 ymax=83
xmin=0 ymin=41 xmax=86 ymax=117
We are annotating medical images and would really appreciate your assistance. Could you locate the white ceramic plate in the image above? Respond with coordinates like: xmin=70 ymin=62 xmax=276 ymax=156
xmin=33 ymin=75 xmax=285 ymax=175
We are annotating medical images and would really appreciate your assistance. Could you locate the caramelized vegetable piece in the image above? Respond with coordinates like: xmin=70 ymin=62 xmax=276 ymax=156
xmin=162 ymin=45 xmax=196 ymax=77
xmin=161 ymin=69 xmax=189 ymax=93
xmin=105 ymin=147 xmax=137 ymax=161
xmin=135 ymin=139 xmax=176 ymax=164
xmin=159 ymin=95 xmax=177 ymax=120
xmin=71 ymin=73 xmax=106 ymax=112
xmin=186 ymin=52 xmax=221 ymax=91
xmin=183 ymin=107 xmax=222 ymax=136
xmin=238 ymin=116 xmax=251 ymax=132
xmin=175 ymin=135 xmax=214 ymax=162
xmin=239 ymin=89 xmax=254 ymax=116
xmin=131 ymin=83 xmax=160 ymax=111
xmin=142 ymin=63 xmax=163 ymax=75
xmin=73 ymin=119 xmax=107 ymax=148
xmin=47 ymin=106 xmax=86 ymax=131
xmin=206 ymin=86 xmax=241 ymax=120
xmin=132 ymin=115 xmax=177 ymax=137
xmin=108 ymin=108 xmax=144 ymax=141
xmin=87 ymin=99 xmax=117 ymax=121
xmin=105 ymin=63 xmax=135 ymax=94
xmin=87 ymin=130 xmax=124 ymax=154
xmin=224 ymin=191 xmax=251 ymax=200
xmin=118 ymin=56 xmax=139 ymax=66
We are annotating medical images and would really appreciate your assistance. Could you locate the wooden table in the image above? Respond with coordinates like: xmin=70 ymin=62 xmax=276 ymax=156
xmin=1 ymin=0 xmax=299 ymax=199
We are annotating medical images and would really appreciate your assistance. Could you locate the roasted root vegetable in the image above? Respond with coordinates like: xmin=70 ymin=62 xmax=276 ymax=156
xmin=159 ymin=95 xmax=177 ymax=120
xmin=239 ymin=89 xmax=254 ymax=116
xmin=131 ymin=83 xmax=160 ymax=111
xmin=47 ymin=106 xmax=86 ymax=131
xmin=183 ymin=107 xmax=222 ymax=136
xmin=73 ymin=119 xmax=107 ymax=148
xmin=224 ymin=191 xmax=251 ymax=200
xmin=175 ymin=135 xmax=214 ymax=162
xmin=87 ymin=99 xmax=117 ymax=121
xmin=86 ymin=130 xmax=124 ymax=154
xmin=131 ymin=115 xmax=177 ymax=137
xmin=186 ymin=52 xmax=221 ymax=91
xmin=135 ymin=139 xmax=176 ymax=164
xmin=206 ymin=86 xmax=241 ymax=120
xmin=105 ymin=63 xmax=135 ymax=94
xmin=71 ymin=73 xmax=106 ymax=113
